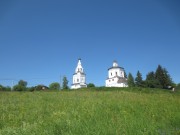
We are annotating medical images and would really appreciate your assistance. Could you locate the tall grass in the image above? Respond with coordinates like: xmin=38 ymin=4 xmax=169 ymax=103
xmin=0 ymin=88 xmax=179 ymax=135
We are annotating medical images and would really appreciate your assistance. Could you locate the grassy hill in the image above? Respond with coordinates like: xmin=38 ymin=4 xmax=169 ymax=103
xmin=0 ymin=88 xmax=179 ymax=135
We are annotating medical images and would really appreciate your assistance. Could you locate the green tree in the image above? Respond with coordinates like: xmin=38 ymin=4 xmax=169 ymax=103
xmin=18 ymin=80 xmax=27 ymax=87
xmin=127 ymin=73 xmax=135 ymax=87
xmin=49 ymin=82 xmax=60 ymax=90
xmin=87 ymin=83 xmax=95 ymax=88
xmin=124 ymin=70 xmax=127 ymax=78
xmin=13 ymin=80 xmax=28 ymax=91
xmin=145 ymin=71 xmax=161 ymax=88
xmin=0 ymin=85 xmax=4 ymax=91
xmin=28 ymin=86 xmax=35 ymax=92
xmin=13 ymin=85 xmax=26 ymax=91
xmin=135 ymin=71 xmax=143 ymax=87
xmin=63 ymin=76 xmax=69 ymax=89
xmin=0 ymin=85 xmax=11 ymax=91
xmin=5 ymin=86 xmax=11 ymax=91
xmin=155 ymin=65 xmax=173 ymax=89
xmin=176 ymin=83 xmax=180 ymax=90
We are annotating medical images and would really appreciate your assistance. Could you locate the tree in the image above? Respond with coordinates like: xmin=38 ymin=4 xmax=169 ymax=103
xmin=124 ymin=70 xmax=127 ymax=78
xmin=155 ymin=65 xmax=173 ymax=89
xmin=0 ymin=85 xmax=4 ymax=91
xmin=127 ymin=73 xmax=135 ymax=87
xmin=0 ymin=85 xmax=11 ymax=91
xmin=13 ymin=85 xmax=26 ymax=91
xmin=5 ymin=86 xmax=11 ymax=91
xmin=135 ymin=71 xmax=143 ymax=87
xmin=18 ymin=80 xmax=27 ymax=87
xmin=176 ymin=83 xmax=180 ymax=90
xmin=12 ymin=80 xmax=28 ymax=91
xmin=87 ymin=83 xmax=95 ymax=88
xmin=145 ymin=71 xmax=161 ymax=88
xmin=49 ymin=82 xmax=60 ymax=90
xmin=28 ymin=86 xmax=35 ymax=92
xmin=62 ymin=76 xmax=69 ymax=89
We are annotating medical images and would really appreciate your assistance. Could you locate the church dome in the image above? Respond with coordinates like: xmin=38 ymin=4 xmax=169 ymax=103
xmin=113 ymin=60 xmax=118 ymax=67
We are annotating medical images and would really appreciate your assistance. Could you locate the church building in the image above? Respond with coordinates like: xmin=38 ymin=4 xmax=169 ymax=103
xmin=71 ymin=59 xmax=87 ymax=89
xmin=105 ymin=61 xmax=128 ymax=87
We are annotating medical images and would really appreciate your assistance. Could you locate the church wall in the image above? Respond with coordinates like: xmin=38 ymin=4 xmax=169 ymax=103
xmin=108 ymin=68 xmax=124 ymax=78
xmin=106 ymin=61 xmax=127 ymax=88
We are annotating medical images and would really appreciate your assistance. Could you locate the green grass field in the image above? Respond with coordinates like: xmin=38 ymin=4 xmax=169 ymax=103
xmin=0 ymin=88 xmax=179 ymax=135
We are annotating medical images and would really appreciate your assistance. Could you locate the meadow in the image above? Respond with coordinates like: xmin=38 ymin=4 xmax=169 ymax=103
xmin=0 ymin=88 xmax=179 ymax=135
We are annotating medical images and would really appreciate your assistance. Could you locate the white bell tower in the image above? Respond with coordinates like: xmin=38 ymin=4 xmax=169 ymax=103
xmin=71 ymin=59 xmax=87 ymax=89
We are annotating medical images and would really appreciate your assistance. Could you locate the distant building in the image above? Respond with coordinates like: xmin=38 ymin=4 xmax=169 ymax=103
xmin=71 ymin=59 xmax=87 ymax=89
xmin=105 ymin=61 xmax=128 ymax=87
xmin=35 ymin=85 xmax=49 ymax=91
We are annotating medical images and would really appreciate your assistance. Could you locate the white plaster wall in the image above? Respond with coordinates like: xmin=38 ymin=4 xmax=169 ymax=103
xmin=105 ymin=80 xmax=128 ymax=87
xmin=105 ymin=77 xmax=128 ymax=87
xmin=108 ymin=68 xmax=124 ymax=78
xmin=71 ymin=84 xmax=81 ymax=89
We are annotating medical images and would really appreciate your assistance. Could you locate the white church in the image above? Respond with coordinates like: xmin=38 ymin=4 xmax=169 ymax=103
xmin=71 ymin=59 xmax=87 ymax=89
xmin=105 ymin=61 xmax=128 ymax=87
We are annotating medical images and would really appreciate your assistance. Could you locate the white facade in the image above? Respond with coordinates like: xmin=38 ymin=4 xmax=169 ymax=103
xmin=105 ymin=61 xmax=128 ymax=87
xmin=71 ymin=59 xmax=87 ymax=89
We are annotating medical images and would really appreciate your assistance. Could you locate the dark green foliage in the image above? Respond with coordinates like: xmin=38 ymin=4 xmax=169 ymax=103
xmin=13 ymin=84 xmax=26 ymax=91
xmin=176 ymin=83 xmax=180 ymax=90
xmin=127 ymin=73 xmax=135 ymax=87
xmin=18 ymin=80 xmax=27 ymax=87
xmin=62 ymin=76 xmax=69 ymax=89
xmin=0 ymin=85 xmax=11 ymax=91
xmin=28 ymin=86 xmax=35 ymax=92
xmin=0 ymin=85 xmax=3 ymax=91
xmin=124 ymin=70 xmax=127 ymax=78
xmin=13 ymin=80 xmax=28 ymax=91
xmin=135 ymin=71 xmax=144 ymax=87
xmin=145 ymin=71 xmax=161 ymax=88
xmin=0 ymin=85 xmax=5 ymax=91
xmin=49 ymin=82 xmax=60 ymax=90
xmin=155 ymin=65 xmax=173 ymax=89
xmin=87 ymin=83 xmax=95 ymax=88
xmin=5 ymin=86 xmax=11 ymax=91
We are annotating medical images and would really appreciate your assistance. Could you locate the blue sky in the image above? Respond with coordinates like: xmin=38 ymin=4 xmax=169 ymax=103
xmin=0 ymin=0 xmax=180 ymax=87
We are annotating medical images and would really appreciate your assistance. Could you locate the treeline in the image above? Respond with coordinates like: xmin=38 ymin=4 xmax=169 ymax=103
xmin=127 ymin=65 xmax=177 ymax=89
xmin=0 ymin=76 xmax=96 ymax=92
xmin=0 ymin=76 xmax=69 ymax=91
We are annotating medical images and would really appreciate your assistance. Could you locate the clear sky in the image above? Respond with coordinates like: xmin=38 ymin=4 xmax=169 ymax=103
xmin=0 ymin=0 xmax=180 ymax=87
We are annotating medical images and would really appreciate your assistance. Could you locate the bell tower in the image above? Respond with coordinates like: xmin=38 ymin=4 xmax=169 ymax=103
xmin=71 ymin=59 xmax=87 ymax=89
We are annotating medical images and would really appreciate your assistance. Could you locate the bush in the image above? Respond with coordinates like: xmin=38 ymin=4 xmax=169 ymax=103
xmin=13 ymin=85 xmax=26 ymax=91
xmin=27 ymin=87 xmax=35 ymax=92
xmin=0 ymin=85 xmax=11 ymax=91
xmin=176 ymin=83 xmax=180 ymax=91
xmin=87 ymin=83 xmax=95 ymax=88
xmin=49 ymin=82 xmax=60 ymax=90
